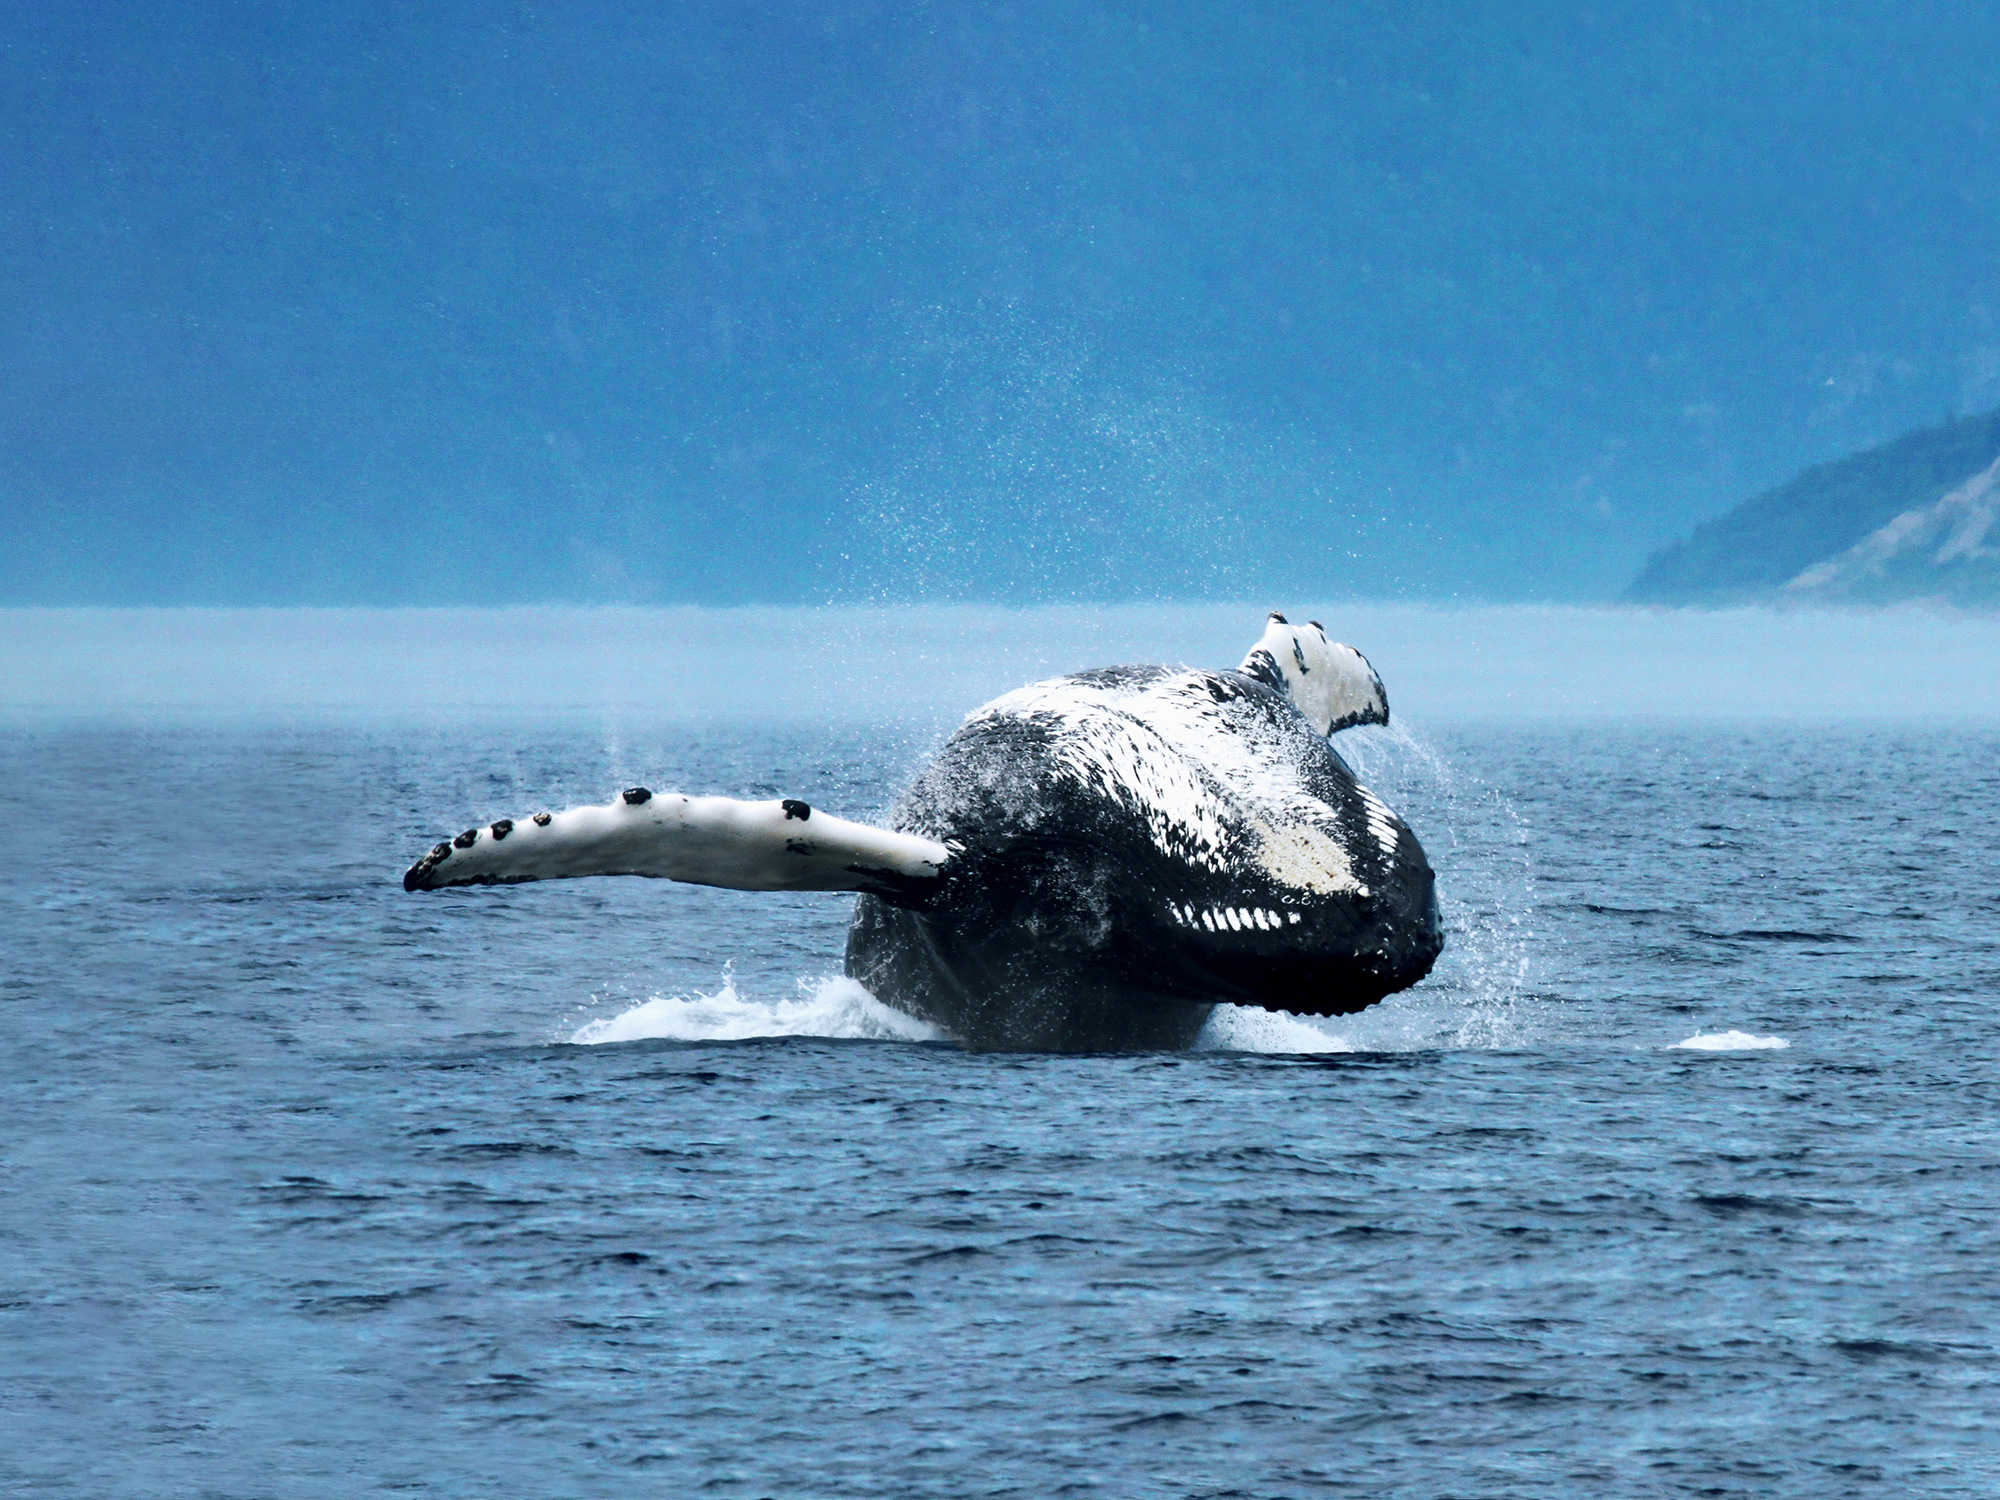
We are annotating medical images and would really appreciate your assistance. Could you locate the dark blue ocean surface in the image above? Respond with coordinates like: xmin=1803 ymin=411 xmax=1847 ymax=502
xmin=4 ymin=713 xmax=1997 ymax=1496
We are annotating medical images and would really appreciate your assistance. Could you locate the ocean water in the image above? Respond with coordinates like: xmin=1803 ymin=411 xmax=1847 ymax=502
xmin=5 ymin=616 xmax=2000 ymax=1496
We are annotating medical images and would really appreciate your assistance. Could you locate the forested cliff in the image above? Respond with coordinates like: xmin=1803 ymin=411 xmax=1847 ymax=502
xmin=1628 ymin=408 xmax=2000 ymax=606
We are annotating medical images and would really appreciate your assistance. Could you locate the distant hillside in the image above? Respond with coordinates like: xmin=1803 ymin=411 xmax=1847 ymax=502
xmin=1627 ymin=407 xmax=2000 ymax=605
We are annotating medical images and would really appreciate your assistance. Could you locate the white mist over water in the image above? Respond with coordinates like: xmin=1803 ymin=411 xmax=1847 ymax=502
xmin=7 ymin=603 xmax=2000 ymax=720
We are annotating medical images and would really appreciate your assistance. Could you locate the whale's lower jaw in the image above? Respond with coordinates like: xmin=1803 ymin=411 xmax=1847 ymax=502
xmin=845 ymin=892 xmax=1443 ymax=1054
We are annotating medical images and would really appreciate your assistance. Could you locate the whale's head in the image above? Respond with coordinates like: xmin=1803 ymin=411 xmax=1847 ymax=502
xmin=1239 ymin=613 xmax=1389 ymax=736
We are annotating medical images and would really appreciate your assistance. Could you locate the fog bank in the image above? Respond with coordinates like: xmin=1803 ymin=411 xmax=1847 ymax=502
xmin=4 ymin=604 xmax=1996 ymax=721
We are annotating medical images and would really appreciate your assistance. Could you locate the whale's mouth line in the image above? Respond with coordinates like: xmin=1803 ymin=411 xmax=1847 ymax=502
xmin=907 ymin=827 xmax=1379 ymax=952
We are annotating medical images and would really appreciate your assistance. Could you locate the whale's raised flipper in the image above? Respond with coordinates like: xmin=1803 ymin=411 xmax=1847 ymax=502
xmin=1239 ymin=613 xmax=1389 ymax=735
xmin=403 ymin=790 xmax=954 ymax=902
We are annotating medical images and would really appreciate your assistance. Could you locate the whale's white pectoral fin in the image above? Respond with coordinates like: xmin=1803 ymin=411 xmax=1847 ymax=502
xmin=403 ymin=789 xmax=953 ymax=901
xmin=1239 ymin=613 xmax=1389 ymax=735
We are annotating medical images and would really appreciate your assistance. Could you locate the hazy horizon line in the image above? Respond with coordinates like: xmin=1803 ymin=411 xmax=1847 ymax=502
xmin=6 ymin=600 xmax=1998 ymax=720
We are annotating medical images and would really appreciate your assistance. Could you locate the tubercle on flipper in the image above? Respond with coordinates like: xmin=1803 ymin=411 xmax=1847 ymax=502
xmin=404 ymin=841 xmax=454 ymax=892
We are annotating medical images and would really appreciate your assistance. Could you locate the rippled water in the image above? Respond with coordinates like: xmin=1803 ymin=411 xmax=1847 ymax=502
xmin=5 ymin=713 xmax=1998 ymax=1496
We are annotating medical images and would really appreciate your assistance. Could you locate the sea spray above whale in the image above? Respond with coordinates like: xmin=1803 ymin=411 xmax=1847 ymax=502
xmin=403 ymin=614 xmax=1444 ymax=1050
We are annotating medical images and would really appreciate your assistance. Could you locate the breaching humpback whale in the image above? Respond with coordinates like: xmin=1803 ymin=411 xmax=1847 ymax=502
xmin=403 ymin=615 xmax=1443 ymax=1050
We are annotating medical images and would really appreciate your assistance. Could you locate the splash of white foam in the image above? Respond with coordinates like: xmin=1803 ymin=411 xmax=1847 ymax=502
xmin=1672 ymin=1030 xmax=1789 ymax=1051
xmin=1193 ymin=990 xmax=1537 ymax=1054
xmin=1311 ymin=720 xmax=1543 ymax=1049
xmin=1192 ymin=1004 xmax=1358 ymax=1053
xmin=570 ymin=973 xmax=943 ymax=1045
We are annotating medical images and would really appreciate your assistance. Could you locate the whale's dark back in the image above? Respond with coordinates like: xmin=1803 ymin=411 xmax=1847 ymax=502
xmin=846 ymin=665 xmax=1443 ymax=1050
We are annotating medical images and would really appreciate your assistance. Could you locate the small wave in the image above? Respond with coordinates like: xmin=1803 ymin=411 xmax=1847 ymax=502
xmin=570 ymin=973 xmax=943 ymax=1045
xmin=1700 ymin=928 xmax=1858 ymax=944
xmin=1672 ymin=1030 xmax=1790 ymax=1051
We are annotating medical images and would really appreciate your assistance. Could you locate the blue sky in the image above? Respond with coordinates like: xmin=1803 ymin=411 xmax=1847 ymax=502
xmin=7 ymin=2 xmax=2000 ymax=604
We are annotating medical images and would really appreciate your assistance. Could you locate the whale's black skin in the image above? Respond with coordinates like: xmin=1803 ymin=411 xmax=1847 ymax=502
xmin=845 ymin=664 xmax=1443 ymax=1051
